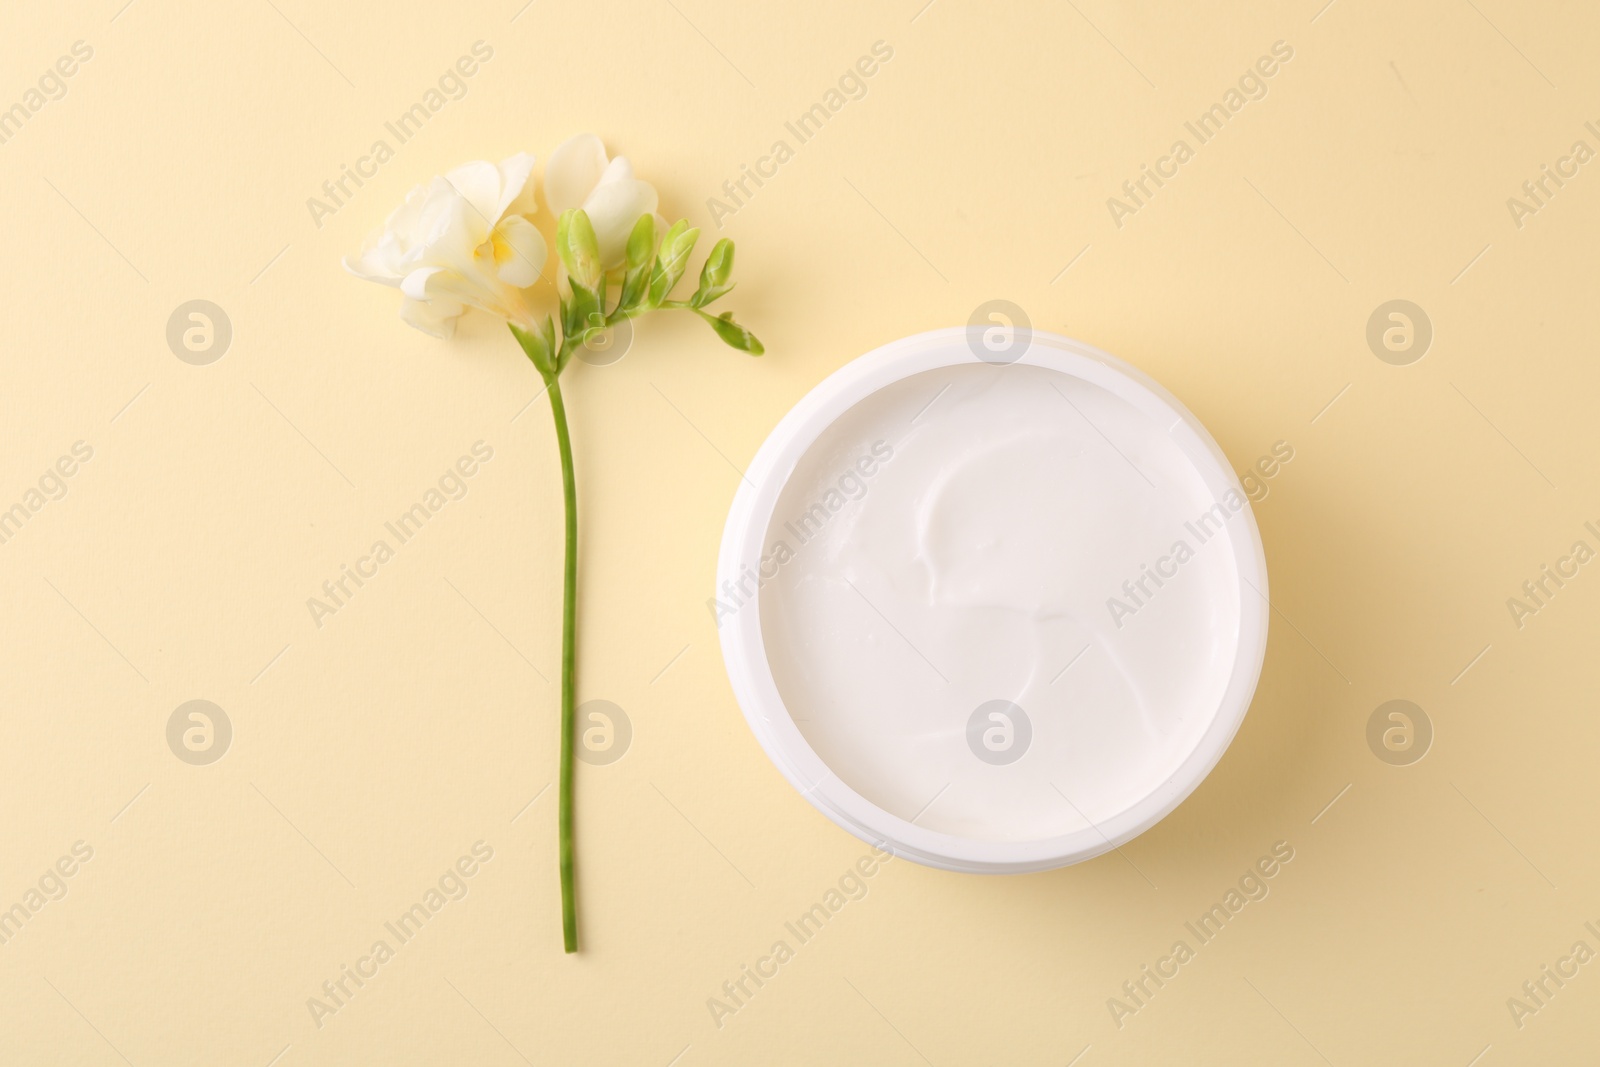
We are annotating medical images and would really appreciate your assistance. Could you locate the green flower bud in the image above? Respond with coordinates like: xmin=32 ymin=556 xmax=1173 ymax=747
xmin=648 ymin=220 xmax=700 ymax=306
xmin=696 ymin=309 xmax=763 ymax=355
xmin=619 ymin=214 xmax=656 ymax=312
xmin=690 ymin=238 xmax=736 ymax=308
xmin=557 ymin=209 xmax=602 ymax=292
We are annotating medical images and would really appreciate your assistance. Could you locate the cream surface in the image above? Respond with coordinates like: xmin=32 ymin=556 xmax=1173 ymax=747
xmin=758 ymin=363 xmax=1245 ymax=842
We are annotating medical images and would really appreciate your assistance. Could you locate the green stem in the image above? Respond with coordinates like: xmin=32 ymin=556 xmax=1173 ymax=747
xmin=545 ymin=369 xmax=579 ymax=954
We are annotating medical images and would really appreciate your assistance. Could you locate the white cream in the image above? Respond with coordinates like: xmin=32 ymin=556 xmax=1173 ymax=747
xmin=757 ymin=362 xmax=1246 ymax=843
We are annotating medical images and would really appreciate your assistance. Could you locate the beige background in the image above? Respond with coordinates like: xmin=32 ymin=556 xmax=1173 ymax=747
xmin=2 ymin=0 xmax=1598 ymax=1063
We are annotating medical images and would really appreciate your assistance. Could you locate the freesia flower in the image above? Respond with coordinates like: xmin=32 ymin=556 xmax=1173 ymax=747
xmin=346 ymin=138 xmax=762 ymax=955
xmin=344 ymin=153 xmax=546 ymax=337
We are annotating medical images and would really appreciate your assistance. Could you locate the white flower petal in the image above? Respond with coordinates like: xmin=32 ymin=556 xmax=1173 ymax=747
xmin=399 ymin=294 xmax=462 ymax=338
xmin=415 ymin=189 xmax=489 ymax=273
xmin=400 ymin=266 xmax=448 ymax=301
xmin=344 ymin=234 xmax=403 ymax=283
xmin=597 ymin=155 xmax=634 ymax=185
xmin=344 ymin=255 xmax=399 ymax=287
xmin=497 ymin=152 xmax=539 ymax=220
xmin=443 ymin=160 xmax=503 ymax=228
xmin=544 ymin=133 xmax=608 ymax=216
xmin=494 ymin=215 xmax=548 ymax=287
xmin=346 ymin=185 xmax=430 ymax=282
xmin=583 ymin=178 xmax=660 ymax=268
xmin=380 ymin=180 xmax=434 ymax=242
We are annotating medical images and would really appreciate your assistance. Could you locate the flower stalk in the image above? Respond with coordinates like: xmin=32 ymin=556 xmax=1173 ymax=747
xmin=545 ymin=372 xmax=579 ymax=953
xmin=510 ymin=209 xmax=760 ymax=953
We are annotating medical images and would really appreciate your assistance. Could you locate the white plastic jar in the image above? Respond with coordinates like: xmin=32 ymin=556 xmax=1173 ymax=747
xmin=716 ymin=329 xmax=1268 ymax=873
